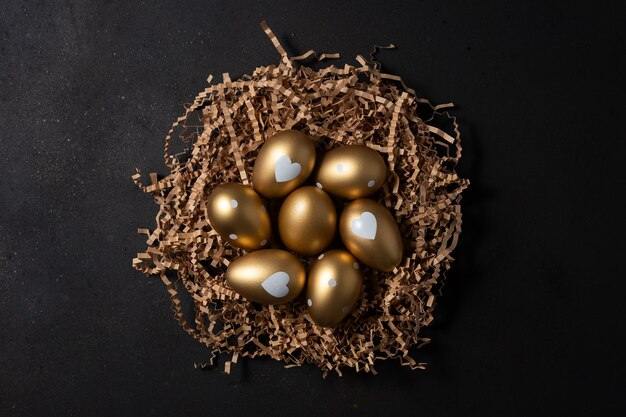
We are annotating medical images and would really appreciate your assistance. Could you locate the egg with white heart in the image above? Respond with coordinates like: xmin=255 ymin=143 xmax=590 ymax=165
xmin=225 ymin=249 xmax=306 ymax=304
xmin=306 ymin=250 xmax=363 ymax=327
xmin=206 ymin=183 xmax=270 ymax=251
xmin=252 ymin=129 xmax=316 ymax=198
xmin=339 ymin=199 xmax=403 ymax=272
xmin=314 ymin=145 xmax=387 ymax=200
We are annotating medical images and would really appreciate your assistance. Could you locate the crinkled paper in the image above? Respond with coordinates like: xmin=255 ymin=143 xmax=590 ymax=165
xmin=132 ymin=21 xmax=468 ymax=377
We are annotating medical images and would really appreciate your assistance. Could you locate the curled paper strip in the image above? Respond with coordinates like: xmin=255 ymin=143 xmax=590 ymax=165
xmin=133 ymin=21 xmax=468 ymax=376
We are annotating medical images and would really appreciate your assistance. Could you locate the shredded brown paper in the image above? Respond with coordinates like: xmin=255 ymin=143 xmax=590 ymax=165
xmin=132 ymin=21 xmax=468 ymax=377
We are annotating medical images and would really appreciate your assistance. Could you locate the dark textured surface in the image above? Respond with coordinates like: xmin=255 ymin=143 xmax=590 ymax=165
xmin=1 ymin=1 xmax=625 ymax=416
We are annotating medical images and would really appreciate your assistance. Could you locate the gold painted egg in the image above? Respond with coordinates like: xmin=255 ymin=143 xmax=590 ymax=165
xmin=314 ymin=145 xmax=387 ymax=200
xmin=252 ymin=130 xmax=316 ymax=198
xmin=225 ymin=249 xmax=306 ymax=305
xmin=339 ymin=199 xmax=403 ymax=272
xmin=206 ymin=183 xmax=270 ymax=251
xmin=306 ymin=250 xmax=362 ymax=327
xmin=278 ymin=186 xmax=337 ymax=256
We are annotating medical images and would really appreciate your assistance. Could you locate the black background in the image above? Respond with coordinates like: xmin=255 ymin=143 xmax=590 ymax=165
xmin=1 ymin=1 xmax=625 ymax=416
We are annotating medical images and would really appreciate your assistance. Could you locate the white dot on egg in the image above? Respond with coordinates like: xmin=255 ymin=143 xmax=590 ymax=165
xmin=318 ymin=254 xmax=325 ymax=260
xmin=230 ymin=199 xmax=238 ymax=208
xmin=328 ymin=279 xmax=337 ymax=287
xmin=367 ymin=180 xmax=375 ymax=187
xmin=353 ymin=262 xmax=359 ymax=269
xmin=316 ymin=182 xmax=323 ymax=189
xmin=260 ymin=239 xmax=267 ymax=246
xmin=341 ymin=306 xmax=350 ymax=313
xmin=307 ymin=299 xmax=313 ymax=307
xmin=229 ymin=233 xmax=238 ymax=240
xmin=336 ymin=164 xmax=344 ymax=172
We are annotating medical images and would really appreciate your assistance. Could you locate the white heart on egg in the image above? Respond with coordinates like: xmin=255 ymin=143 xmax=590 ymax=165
xmin=350 ymin=211 xmax=377 ymax=240
xmin=261 ymin=271 xmax=290 ymax=298
xmin=274 ymin=155 xmax=301 ymax=183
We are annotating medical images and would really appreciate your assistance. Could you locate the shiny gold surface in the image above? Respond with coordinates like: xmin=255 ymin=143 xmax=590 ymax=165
xmin=339 ymin=199 xmax=403 ymax=272
xmin=206 ymin=183 xmax=271 ymax=251
xmin=252 ymin=130 xmax=316 ymax=198
xmin=225 ymin=249 xmax=306 ymax=305
xmin=314 ymin=145 xmax=387 ymax=200
xmin=278 ymin=186 xmax=337 ymax=256
xmin=306 ymin=250 xmax=362 ymax=327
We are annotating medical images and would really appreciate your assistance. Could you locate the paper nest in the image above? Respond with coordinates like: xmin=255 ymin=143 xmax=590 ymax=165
xmin=132 ymin=22 xmax=468 ymax=377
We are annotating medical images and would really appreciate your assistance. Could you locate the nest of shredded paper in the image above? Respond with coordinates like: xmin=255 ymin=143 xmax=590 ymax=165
xmin=132 ymin=22 xmax=468 ymax=376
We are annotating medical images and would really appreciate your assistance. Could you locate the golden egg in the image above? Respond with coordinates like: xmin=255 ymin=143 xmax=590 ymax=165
xmin=339 ymin=199 xmax=403 ymax=272
xmin=306 ymin=250 xmax=363 ymax=327
xmin=225 ymin=249 xmax=306 ymax=304
xmin=206 ymin=183 xmax=270 ymax=251
xmin=314 ymin=145 xmax=387 ymax=200
xmin=252 ymin=130 xmax=316 ymax=198
xmin=278 ymin=186 xmax=337 ymax=256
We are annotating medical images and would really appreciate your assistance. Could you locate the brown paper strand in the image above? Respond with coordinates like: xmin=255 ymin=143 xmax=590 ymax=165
xmin=133 ymin=21 xmax=468 ymax=377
